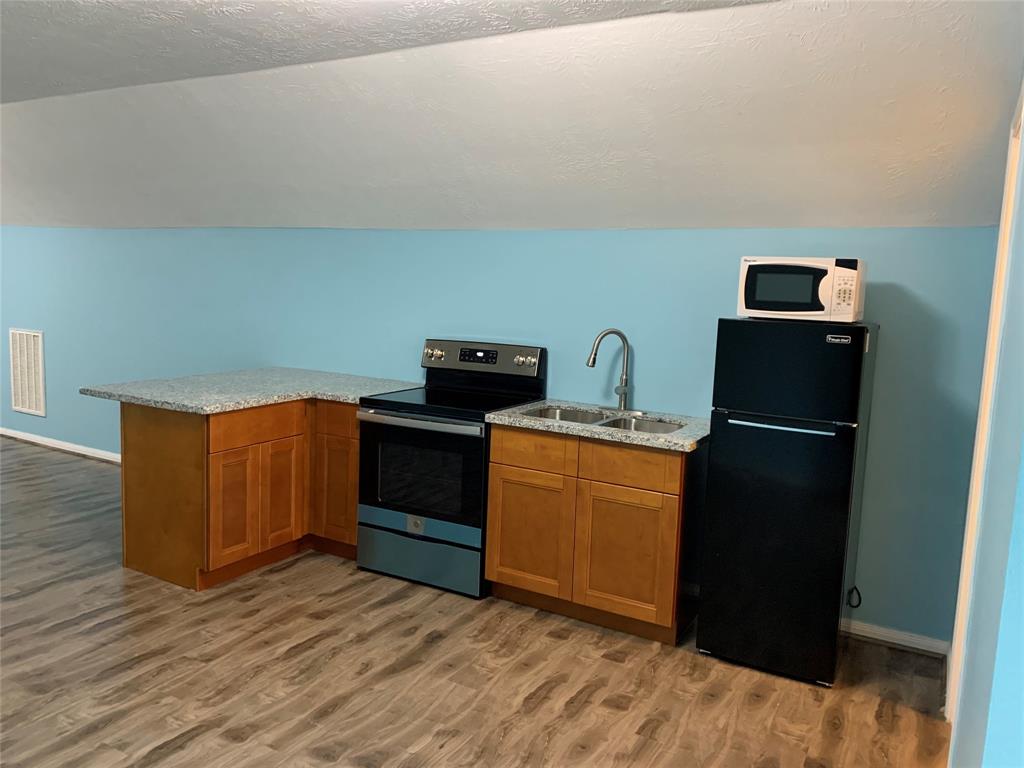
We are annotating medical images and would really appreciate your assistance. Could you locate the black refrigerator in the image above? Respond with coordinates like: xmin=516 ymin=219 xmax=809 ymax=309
xmin=697 ymin=318 xmax=878 ymax=685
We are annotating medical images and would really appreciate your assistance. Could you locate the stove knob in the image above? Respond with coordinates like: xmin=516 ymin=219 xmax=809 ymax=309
xmin=513 ymin=355 xmax=525 ymax=366
xmin=424 ymin=347 xmax=433 ymax=358
xmin=434 ymin=349 xmax=445 ymax=361
xmin=525 ymin=356 xmax=538 ymax=367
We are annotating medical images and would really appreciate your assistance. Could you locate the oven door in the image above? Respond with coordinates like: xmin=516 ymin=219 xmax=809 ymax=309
xmin=740 ymin=261 xmax=831 ymax=318
xmin=357 ymin=409 xmax=486 ymax=528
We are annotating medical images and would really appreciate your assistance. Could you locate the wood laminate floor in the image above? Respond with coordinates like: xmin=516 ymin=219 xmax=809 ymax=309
xmin=0 ymin=436 xmax=950 ymax=768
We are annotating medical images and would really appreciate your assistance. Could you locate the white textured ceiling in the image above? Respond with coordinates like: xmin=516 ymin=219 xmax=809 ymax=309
xmin=1 ymin=0 xmax=1022 ymax=228
xmin=0 ymin=0 xmax=763 ymax=103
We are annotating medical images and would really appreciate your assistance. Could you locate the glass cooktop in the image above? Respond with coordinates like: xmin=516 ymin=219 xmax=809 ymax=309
xmin=360 ymin=386 xmax=538 ymax=422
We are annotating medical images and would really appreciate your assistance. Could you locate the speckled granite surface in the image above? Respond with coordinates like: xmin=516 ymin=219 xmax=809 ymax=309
xmin=486 ymin=399 xmax=710 ymax=453
xmin=80 ymin=367 xmax=419 ymax=415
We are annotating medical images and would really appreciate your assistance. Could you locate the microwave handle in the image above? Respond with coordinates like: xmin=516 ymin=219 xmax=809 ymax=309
xmin=356 ymin=409 xmax=485 ymax=438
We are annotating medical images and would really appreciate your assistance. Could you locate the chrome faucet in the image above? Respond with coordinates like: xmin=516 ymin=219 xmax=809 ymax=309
xmin=586 ymin=328 xmax=631 ymax=411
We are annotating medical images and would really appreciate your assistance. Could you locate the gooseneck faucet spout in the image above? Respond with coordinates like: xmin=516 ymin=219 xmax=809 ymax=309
xmin=586 ymin=328 xmax=631 ymax=411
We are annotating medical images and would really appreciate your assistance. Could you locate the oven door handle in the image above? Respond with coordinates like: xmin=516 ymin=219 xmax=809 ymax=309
xmin=356 ymin=409 xmax=485 ymax=438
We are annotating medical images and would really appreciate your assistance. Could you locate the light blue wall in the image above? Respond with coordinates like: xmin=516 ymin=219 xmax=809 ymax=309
xmin=983 ymin=446 xmax=1024 ymax=767
xmin=951 ymin=138 xmax=1024 ymax=768
xmin=0 ymin=226 xmax=996 ymax=642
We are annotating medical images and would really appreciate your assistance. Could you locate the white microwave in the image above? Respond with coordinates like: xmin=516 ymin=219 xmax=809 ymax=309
xmin=737 ymin=257 xmax=865 ymax=322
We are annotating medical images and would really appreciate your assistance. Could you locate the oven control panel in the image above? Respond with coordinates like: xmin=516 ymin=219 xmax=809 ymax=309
xmin=422 ymin=339 xmax=545 ymax=376
xmin=459 ymin=348 xmax=498 ymax=365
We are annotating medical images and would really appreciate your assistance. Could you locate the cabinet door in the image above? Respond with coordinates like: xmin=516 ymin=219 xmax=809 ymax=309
xmin=573 ymin=481 xmax=680 ymax=626
xmin=485 ymin=464 xmax=576 ymax=599
xmin=260 ymin=435 xmax=304 ymax=551
xmin=208 ymin=445 xmax=260 ymax=569
xmin=313 ymin=434 xmax=359 ymax=544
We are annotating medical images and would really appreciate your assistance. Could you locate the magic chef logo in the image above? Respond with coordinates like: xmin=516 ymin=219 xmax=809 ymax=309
xmin=826 ymin=334 xmax=852 ymax=344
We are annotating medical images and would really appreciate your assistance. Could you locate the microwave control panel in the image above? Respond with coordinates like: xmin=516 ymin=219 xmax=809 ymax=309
xmin=832 ymin=273 xmax=857 ymax=312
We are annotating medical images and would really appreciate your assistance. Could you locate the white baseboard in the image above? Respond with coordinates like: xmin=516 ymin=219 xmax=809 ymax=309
xmin=0 ymin=428 xmax=120 ymax=464
xmin=840 ymin=618 xmax=949 ymax=657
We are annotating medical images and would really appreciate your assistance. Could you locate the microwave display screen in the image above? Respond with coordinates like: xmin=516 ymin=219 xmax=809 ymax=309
xmin=755 ymin=273 xmax=815 ymax=303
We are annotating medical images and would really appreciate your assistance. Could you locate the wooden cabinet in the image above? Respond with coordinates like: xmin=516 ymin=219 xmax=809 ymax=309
xmin=486 ymin=425 xmax=696 ymax=641
xmin=206 ymin=400 xmax=361 ymax=561
xmin=260 ymin=435 xmax=305 ymax=551
xmin=573 ymin=481 xmax=679 ymax=626
xmin=209 ymin=435 xmax=305 ymax=568
xmin=313 ymin=434 xmax=359 ymax=544
xmin=208 ymin=445 xmax=261 ymax=569
xmin=311 ymin=402 xmax=360 ymax=545
xmin=485 ymin=464 xmax=577 ymax=599
xmin=121 ymin=398 xmax=362 ymax=591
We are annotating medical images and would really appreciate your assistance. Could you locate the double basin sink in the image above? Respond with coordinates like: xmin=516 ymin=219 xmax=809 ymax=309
xmin=523 ymin=406 xmax=685 ymax=434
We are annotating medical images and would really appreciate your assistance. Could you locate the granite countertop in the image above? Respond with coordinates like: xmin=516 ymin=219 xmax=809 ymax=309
xmin=486 ymin=399 xmax=710 ymax=453
xmin=80 ymin=367 xmax=418 ymax=415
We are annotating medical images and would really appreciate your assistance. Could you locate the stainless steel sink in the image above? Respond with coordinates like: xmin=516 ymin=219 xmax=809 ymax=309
xmin=524 ymin=406 xmax=606 ymax=424
xmin=600 ymin=416 xmax=683 ymax=434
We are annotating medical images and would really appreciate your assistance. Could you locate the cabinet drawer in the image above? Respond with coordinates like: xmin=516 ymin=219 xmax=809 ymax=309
xmin=578 ymin=439 xmax=683 ymax=494
xmin=316 ymin=401 xmax=359 ymax=439
xmin=209 ymin=401 xmax=306 ymax=453
xmin=490 ymin=426 xmax=579 ymax=475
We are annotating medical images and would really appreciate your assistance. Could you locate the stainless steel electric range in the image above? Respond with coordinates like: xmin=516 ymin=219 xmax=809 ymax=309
xmin=356 ymin=339 xmax=547 ymax=597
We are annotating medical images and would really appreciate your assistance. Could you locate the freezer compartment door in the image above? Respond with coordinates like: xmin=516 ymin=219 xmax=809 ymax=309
xmin=698 ymin=411 xmax=857 ymax=684
xmin=712 ymin=318 xmax=867 ymax=423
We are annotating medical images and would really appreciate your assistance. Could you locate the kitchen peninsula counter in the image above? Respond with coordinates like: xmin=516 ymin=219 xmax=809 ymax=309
xmin=80 ymin=367 xmax=418 ymax=590
xmin=81 ymin=366 xmax=417 ymax=414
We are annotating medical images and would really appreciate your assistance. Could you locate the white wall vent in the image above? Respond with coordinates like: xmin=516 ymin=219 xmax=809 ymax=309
xmin=9 ymin=329 xmax=45 ymax=416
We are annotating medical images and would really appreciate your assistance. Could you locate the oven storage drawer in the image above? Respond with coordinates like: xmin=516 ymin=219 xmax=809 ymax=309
xmin=358 ymin=505 xmax=481 ymax=548
xmin=357 ymin=525 xmax=483 ymax=597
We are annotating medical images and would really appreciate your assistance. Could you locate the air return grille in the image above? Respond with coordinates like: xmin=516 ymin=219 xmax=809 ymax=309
xmin=9 ymin=329 xmax=45 ymax=416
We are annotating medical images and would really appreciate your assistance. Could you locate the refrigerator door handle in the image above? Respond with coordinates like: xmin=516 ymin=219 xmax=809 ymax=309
xmin=726 ymin=418 xmax=836 ymax=437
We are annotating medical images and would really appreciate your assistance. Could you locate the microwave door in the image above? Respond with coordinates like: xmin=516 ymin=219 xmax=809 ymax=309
xmin=742 ymin=264 xmax=831 ymax=318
